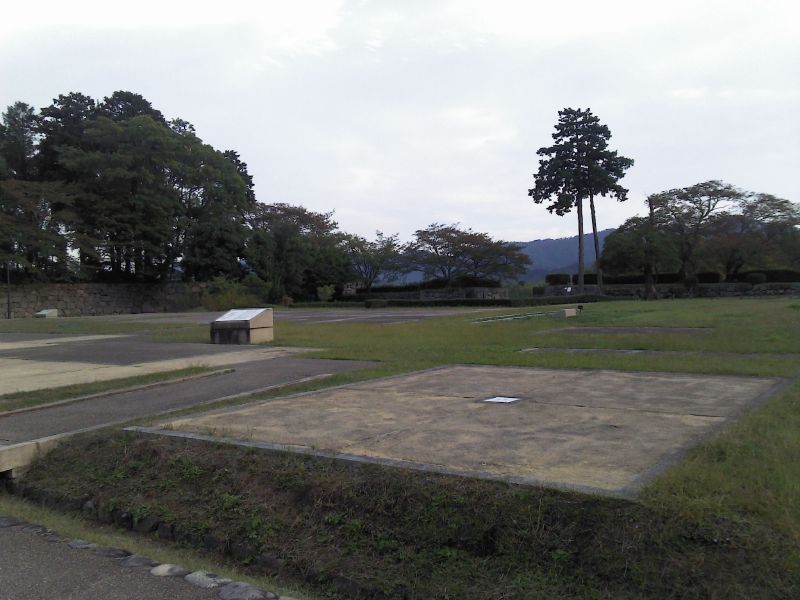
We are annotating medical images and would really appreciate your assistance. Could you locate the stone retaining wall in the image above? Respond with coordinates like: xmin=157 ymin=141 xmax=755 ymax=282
xmin=3 ymin=283 xmax=209 ymax=318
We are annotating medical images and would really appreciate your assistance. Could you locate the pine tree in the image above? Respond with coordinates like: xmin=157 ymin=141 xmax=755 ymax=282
xmin=529 ymin=108 xmax=633 ymax=292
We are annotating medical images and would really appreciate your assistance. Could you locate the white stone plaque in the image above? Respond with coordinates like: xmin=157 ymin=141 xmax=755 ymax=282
xmin=216 ymin=308 xmax=267 ymax=322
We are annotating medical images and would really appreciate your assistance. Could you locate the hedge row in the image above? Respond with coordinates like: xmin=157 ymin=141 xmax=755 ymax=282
xmin=364 ymin=276 xmax=502 ymax=294
xmin=364 ymin=295 xmax=613 ymax=308
xmin=730 ymin=270 xmax=800 ymax=283
xmin=545 ymin=270 xmax=800 ymax=285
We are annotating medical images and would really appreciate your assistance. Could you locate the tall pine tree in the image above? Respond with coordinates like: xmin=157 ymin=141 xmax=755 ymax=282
xmin=529 ymin=108 xmax=633 ymax=292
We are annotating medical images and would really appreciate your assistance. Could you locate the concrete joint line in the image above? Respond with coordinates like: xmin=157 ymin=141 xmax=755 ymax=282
xmin=0 ymin=368 xmax=235 ymax=418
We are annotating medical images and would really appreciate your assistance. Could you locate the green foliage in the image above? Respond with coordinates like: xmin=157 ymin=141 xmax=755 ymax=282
xmin=1 ymin=92 xmax=255 ymax=283
xmin=529 ymin=108 xmax=633 ymax=215
xmin=529 ymin=107 xmax=633 ymax=290
xmin=406 ymin=222 xmax=530 ymax=284
xmin=344 ymin=231 xmax=403 ymax=291
xmin=316 ymin=284 xmax=335 ymax=302
xmin=201 ymin=277 xmax=262 ymax=311
xmin=545 ymin=273 xmax=570 ymax=285
xmin=603 ymin=183 xmax=799 ymax=286
xmin=0 ymin=101 xmax=38 ymax=180
xmin=746 ymin=272 xmax=767 ymax=285
xmin=245 ymin=203 xmax=352 ymax=301
xmin=734 ymin=269 xmax=800 ymax=283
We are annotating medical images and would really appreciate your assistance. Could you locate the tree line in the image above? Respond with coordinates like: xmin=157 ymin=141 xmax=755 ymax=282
xmin=600 ymin=180 xmax=800 ymax=294
xmin=528 ymin=107 xmax=798 ymax=294
xmin=0 ymin=91 xmax=529 ymax=301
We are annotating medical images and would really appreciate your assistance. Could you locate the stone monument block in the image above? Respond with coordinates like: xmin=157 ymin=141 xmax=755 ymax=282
xmin=210 ymin=308 xmax=274 ymax=344
xmin=552 ymin=308 xmax=578 ymax=318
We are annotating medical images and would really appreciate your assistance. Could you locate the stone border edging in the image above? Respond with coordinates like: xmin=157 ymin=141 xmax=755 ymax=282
xmin=0 ymin=512 xmax=295 ymax=600
xmin=2 ymin=482 xmax=381 ymax=600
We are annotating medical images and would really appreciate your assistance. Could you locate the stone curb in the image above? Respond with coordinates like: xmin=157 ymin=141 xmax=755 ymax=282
xmin=0 ymin=513 xmax=293 ymax=599
xmin=0 ymin=368 xmax=234 ymax=418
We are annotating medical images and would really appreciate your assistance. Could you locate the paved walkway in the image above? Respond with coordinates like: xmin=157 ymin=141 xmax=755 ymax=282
xmin=0 ymin=334 xmax=315 ymax=394
xmin=0 ymin=357 xmax=372 ymax=446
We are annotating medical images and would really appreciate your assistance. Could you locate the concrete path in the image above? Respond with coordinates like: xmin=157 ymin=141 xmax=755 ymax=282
xmin=0 ymin=335 xmax=312 ymax=394
xmin=0 ymin=357 xmax=372 ymax=446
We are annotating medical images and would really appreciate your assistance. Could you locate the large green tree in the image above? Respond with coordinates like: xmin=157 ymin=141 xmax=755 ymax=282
xmin=345 ymin=231 xmax=403 ymax=291
xmin=0 ymin=102 xmax=39 ymax=180
xmin=648 ymin=180 xmax=744 ymax=283
xmin=602 ymin=182 xmax=799 ymax=289
xmin=529 ymin=108 xmax=633 ymax=292
xmin=28 ymin=91 xmax=256 ymax=282
xmin=245 ymin=203 xmax=351 ymax=301
xmin=407 ymin=223 xmax=530 ymax=284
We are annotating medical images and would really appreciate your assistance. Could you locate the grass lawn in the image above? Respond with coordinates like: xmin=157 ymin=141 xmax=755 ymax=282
xmin=3 ymin=297 xmax=799 ymax=598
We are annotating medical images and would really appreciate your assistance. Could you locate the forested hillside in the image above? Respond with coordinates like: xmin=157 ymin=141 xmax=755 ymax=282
xmin=515 ymin=229 xmax=614 ymax=282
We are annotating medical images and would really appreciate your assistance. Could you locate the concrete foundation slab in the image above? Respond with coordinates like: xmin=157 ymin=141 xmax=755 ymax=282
xmin=160 ymin=366 xmax=783 ymax=496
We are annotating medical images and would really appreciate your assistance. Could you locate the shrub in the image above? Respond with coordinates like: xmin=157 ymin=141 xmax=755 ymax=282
xmin=545 ymin=273 xmax=570 ymax=285
xmin=316 ymin=285 xmax=336 ymax=302
xmin=696 ymin=272 xmax=722 ymax=284
xmin=202 ymin=277 xmax=261 ymax=311
xmin=242 ymin=273 xmax=272 ymax=301
xmin=603 ymin=273 xmax=686 ymax=285
xmin=571 ymin=273 xmax=597 ymax=285
xmin=364 ymin=276 xmax=502 ymax=294
xmin=733 ymin=270 xmax=800 ymax=283
xmin=746 ymin=272 xmax=767 ymax=285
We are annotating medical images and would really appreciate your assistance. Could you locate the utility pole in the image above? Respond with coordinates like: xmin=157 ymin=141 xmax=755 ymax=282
xmin=5 ymin=260 xmax=10 ymax=319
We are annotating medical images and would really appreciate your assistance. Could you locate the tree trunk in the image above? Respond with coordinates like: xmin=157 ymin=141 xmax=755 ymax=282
xmin=577 ymin=195 xmax=585 ymax=294
xmin=644 ymin=196 xmax=657 ymax=300
xmin=588 ymin=192 xmax=603 ymax=293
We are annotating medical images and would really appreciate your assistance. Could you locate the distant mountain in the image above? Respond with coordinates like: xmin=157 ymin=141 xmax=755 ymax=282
xmin=514 ymin=228 xmax=615 ymax=282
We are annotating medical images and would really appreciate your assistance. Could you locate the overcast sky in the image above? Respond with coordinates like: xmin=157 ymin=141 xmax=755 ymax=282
xmin=2 ymin=1 xmax=798 ymax=242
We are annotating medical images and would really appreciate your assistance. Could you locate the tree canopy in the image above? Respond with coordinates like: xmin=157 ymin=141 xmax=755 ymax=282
xmin=407 ymin=223 xmax=530 ymax=284
xmin=601 ymin=181 xmax=799 ymax=285
xmin=529 ymin=107 xmax=633 ymax=291
xmin=1 ymin=90 xmax=537 ymax=301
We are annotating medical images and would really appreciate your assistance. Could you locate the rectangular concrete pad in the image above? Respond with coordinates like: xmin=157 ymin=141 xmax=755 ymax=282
xmin=162 ymin=366 xmax=783 ymax=496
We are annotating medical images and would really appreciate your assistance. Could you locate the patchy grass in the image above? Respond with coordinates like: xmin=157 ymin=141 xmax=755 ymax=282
xmin=261 ymin=298 xmax=799 ymax=378
xmin=0 ymin=318 xmax=191 ymax=336
xmin=641 ymin=381 xmax=800 ymax=539
xmin=15 ymin=428 xmax=800 ymax=599
xmin=0 ymin=367 xmax=215 ymax=413
xmin=4 ymin=297 xmax=800 ymax=598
